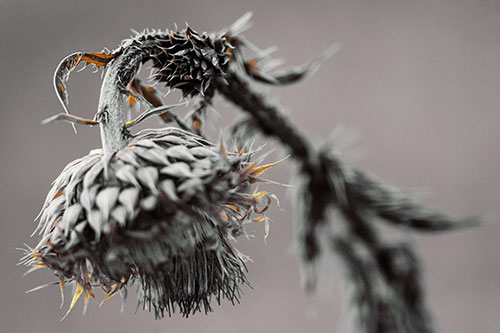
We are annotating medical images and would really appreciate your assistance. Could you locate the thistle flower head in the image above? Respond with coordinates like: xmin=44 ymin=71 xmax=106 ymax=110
xmin=23 ymin=127 xmax=278 ymax=318
xmin=24 ymin=12 xmax=298 ymax=321
xmin=114 ymin=16 xmax=249 ymax=99
xmin=146 ymin=27 xmax=231 ymax=98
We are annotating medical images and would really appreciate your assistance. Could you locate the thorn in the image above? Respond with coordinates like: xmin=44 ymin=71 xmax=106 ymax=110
xmin=82 ymin=289 xmax=92 ymax=315
xmin=61 ymin=284 xmax=84 ymax=321
xmin=23 ymin=265 xmax=44 ymax=276
xmin=99 ymin=286 xmax=119 ymax=307
xmin=219 ymin=140 xmax=228 ymax=158
xmin=42 ymin=113 xmax=99 ymax=126
xmin=25 ymin=281 xmax=58 ymax=293
xmin=59 ymin=279 xmax=65 ymax=309
xmin=250 ymin=155 xmax=290 ymax=177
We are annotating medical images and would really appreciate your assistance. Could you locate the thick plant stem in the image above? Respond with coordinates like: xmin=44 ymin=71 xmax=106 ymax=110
xmin=97 ymin=65 xmax=129 ymax=155
xmin=217 ymin=70 xmax=477 ymax=332
xmin=216 ymin=73 xmax=315 ymax=172
xmin=96 ymin=48 xmax=148 ymax=155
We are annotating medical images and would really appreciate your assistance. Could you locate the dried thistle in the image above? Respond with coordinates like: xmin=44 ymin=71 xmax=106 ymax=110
xmin=23 ymin=126 xmax=279 ymax=319
xmin=23 ymin=14 xmax=284 ymax=319
xmin=23 ymin=12 xmax=479 ymax=331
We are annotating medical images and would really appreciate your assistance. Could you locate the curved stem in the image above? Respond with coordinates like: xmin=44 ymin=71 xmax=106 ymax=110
xmin=96 ymin=49 xmax=143 ymax=155
xmin=97 ymin=68 xmax=129 ymax=155
xmin=216 ymin=72 xmax=315 ymax=172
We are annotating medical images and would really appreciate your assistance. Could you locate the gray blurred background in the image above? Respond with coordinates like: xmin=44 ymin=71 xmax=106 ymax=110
xmin=1 ymin=0 xmax=500 ymax=332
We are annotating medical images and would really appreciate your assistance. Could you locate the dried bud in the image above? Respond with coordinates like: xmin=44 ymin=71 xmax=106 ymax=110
xmin=118 ymin=25 xmax=232 ymax=99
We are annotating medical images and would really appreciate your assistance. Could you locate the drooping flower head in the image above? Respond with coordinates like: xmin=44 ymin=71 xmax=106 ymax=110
xmin=22 ymin=13 xmax=283 ymax=319
xmin=23 ymin=126 xmax=279 ymax=319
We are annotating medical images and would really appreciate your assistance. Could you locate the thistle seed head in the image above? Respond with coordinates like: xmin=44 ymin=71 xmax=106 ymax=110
xmin=23 ymin=127 xmax=277 ymax=318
